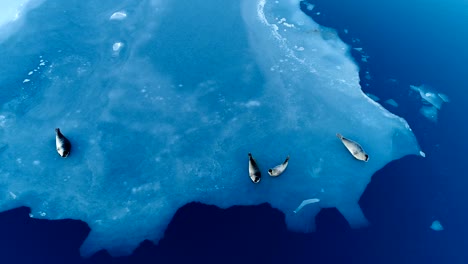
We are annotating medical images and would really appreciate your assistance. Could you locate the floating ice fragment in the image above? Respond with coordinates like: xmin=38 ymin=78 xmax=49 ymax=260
xmin=437 ymin=93 xmax=450 ymax=103
xmin=22 ymin=79 xmax=30 ymax=83
xmin=305 ymin=3 xmax=314 ymax=11
xmin=420 ymin=106 xmax=438 ymax=122
xmin=364 ymin=72 xmax=371 ymax=80
xmin=384 ymin=99 xmax=398 ymax=107
xmin=365 ymin=93 xmax=380 ymax=102
xmin=110 ymin=11 xmax=127 ymax=20
xmin=430 ymin=220 xmax=443 ymax=231
xmin=410 ymin=84 xmax=448 ymax=110
xmin=419 ymin=151 xmax=426 ymax=157
xmin=353 ymin=47 xmax=363 ymax=52
xmin=28 ymin=71 xmax=33 ymax=75
xmin=293 ymin=198 xmax=320 ymax=213
xmin=410 ymin=84 xmax=449 ymax=122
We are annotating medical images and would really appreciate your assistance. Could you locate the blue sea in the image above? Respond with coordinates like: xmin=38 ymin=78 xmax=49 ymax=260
xmin=0 ymin=0 xmax=467 ymax=263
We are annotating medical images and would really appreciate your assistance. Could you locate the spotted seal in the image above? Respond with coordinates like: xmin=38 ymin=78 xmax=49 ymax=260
xmin=248 ymin=153 xmax=261 ymax=183
xmin=55 ymin=128 xmax=71 ymax=157
xmin=268 ymin=155 xmax=289 ymax=177
xmin=336 ymin=133 xmax=368 ymax=162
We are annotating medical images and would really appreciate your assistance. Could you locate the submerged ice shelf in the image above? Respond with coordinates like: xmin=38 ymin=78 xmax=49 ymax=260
xmin=0 ymin=0 xmax=422 ymax=256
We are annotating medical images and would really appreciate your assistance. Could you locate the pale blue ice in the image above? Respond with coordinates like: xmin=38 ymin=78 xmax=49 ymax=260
xmin=0 ymin=0 xmax=422 ymax=256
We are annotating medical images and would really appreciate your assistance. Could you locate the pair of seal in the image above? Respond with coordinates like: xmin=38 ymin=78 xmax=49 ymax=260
xmin=248 ymin=153 xmax=290 ymax=183
xmin=55 ymin=128 xmax=71 ymax=158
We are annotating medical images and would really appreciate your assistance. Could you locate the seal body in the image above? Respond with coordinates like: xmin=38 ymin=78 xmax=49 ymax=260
xmin=55 ymin=128 xmax=71 ymax=158
xmin=336 ymin=133 xmax=368 ymax=162
xmin=268 ymin=156 xmax=290 ymax=177
xmin=248 ymin=153 xmax=261 ymax=183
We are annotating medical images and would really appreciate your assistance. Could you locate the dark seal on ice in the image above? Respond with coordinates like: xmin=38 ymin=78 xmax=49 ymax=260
xmin=55 ymin=128 xmax=71 ymax=158
xmin=248 ymin=153 xmax=261 ymax=183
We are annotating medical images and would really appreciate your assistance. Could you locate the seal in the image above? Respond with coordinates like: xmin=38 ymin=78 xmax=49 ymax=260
xmin=336 ymin=133 xmax=368 ymax=162
xmin=268 ymin=155 xmax=290 ymax=177
xmin=248 ymin=153 xmax=261 ymax=183
xmin=55 ymin=128 xmax=71 ymax=157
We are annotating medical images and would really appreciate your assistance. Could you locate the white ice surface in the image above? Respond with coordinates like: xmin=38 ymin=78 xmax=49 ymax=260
xmin=0 ymin=0 xmax=421 ymax=256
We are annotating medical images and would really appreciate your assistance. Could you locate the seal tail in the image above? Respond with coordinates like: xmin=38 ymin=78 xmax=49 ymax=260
xmin=336 ymin=133 xmax=343 ymax=139
xmin=283 ymin=155 xmax=290 ymax=165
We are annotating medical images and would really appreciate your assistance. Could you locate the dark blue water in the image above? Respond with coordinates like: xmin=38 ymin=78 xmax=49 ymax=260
xmin=1 ymin=0 xmax=467 ymax=263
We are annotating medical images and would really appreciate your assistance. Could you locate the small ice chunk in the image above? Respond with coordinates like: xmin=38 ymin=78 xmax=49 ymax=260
xmin=353 ymin=47 xmax=363 ymax=52
xmin=365 ymin=93 xmax=380 ymax=102
xmin=305 ymin=3 xmax=314 ymax=10
xmin=112 ymin=42 xmax=124 ymax=52
xmin=419 ymin=151 xmax=426 ymax=157
xmin=438 ymin=93 xmax=450 ymax=103
xmin=9 ymin=192 xmax=17 ymax=199
xmin=364 ymin=72 xmax=371 ymax=80
xmin=293 ymin=198 xmax=320 ymax=213
xmin=343 ymin=29 xmax=348 ymax=34
xmin=110 ymin=11 xmax=127 ymax=20
xmin=23 ymin=79 xmax=30 ymax=83
xmin=410 ymin=84 xmax=448 ymax=110
xmin=28 ymin=71 xmax=33 ymax=75
xmin=430 ymin=220 xmax=443 ymax=231
xmin=419 ymin=106 xmax=438 ymax=122
xmin=384 ymin=99 xmax=398 ymax=107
